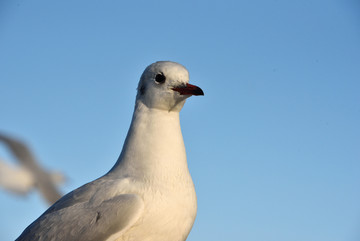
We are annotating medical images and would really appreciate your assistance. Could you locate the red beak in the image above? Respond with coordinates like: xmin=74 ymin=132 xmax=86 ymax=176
xmin=172 ymin=83 xmax=204 ymax=96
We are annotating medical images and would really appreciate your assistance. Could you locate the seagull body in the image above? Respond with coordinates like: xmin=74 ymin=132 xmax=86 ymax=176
xmin=17 ymin=61 xmax=203 ymax=241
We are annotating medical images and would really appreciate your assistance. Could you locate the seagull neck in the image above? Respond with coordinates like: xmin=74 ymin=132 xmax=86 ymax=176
xmin=110 ymin=101 xmax=189 ymax=178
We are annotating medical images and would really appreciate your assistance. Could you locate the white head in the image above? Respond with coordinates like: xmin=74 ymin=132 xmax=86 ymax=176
xmin=136 ymin=61 xmax=204 ymax=112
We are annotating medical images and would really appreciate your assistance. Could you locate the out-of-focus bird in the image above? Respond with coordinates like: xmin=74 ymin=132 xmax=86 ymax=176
xmin=0 ymin=133 xmax=65 ymax=204
xmin=0 ymin=158 xmax=64 ymax=196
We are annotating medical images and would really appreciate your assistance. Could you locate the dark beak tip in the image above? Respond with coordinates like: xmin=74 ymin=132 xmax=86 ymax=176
xmin=172 ymin=83 xmax=204 ymax=96
xmin=196 ymin=88 xmax=204 ymax=96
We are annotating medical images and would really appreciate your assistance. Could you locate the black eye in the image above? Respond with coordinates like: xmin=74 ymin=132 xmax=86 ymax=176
xmin=155 ymin=73 xmax=166 ymax=84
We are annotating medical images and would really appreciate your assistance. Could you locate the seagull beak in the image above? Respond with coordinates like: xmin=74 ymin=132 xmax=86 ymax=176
xmin=172 ymin=83 xmax=204 ymax=96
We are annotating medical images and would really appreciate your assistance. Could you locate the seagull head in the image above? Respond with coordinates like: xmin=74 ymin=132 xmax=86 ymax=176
xmin=136 ymin=61 xmax=204 ymax=112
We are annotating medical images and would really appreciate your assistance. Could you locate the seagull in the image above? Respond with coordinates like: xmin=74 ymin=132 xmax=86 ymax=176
xmin=0 ymin=133 xmax=65 ymax=204
xmin=0 ymin=158 xmax=34 ymax=195
xmin=0 ymin=157 xmax=64 ymax=197
xmin=16 ymin=61 xmax=204 ymax=241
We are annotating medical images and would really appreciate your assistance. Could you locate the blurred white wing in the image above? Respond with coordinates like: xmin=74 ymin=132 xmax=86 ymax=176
xmin=0 ymin=133 xmax=65 ymax=204
xmin=0 ymin=158 xmax=34 ymax=195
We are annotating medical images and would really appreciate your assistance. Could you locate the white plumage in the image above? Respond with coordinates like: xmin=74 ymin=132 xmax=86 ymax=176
xmin=16 ymin=61 xmax=204 ymax=241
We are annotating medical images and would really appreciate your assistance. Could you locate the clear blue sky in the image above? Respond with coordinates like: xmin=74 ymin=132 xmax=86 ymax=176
xmin=1 ymin=0 xmax=359 ymax=240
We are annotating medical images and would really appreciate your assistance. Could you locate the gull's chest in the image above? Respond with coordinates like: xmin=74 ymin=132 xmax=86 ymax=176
xmin=114 ymin=178 xmax=197 ymax=241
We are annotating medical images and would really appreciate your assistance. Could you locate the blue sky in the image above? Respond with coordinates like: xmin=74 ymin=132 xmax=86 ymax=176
xmin=1 ymin=0 xmax=359 ymax=240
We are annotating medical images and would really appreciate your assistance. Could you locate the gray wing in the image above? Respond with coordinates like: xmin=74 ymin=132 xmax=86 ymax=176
xmin=16 ymin=192 xmax=144 ymax=241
